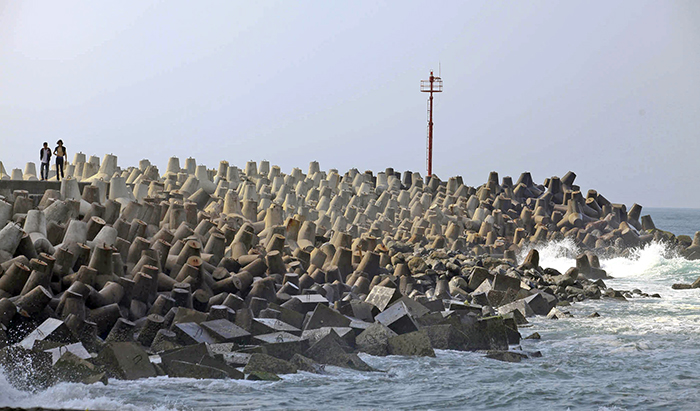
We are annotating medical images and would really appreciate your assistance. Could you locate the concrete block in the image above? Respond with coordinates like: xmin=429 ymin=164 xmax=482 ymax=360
xmin=387 ymin=330 xmax=435 ymax=357
xmin=200 ymin=319 xmax=251 ymax=344
xmin=97 ymin=342 xmax=156 ymax=380
xmin=375 ymin=301 xmax=419 ymax=335
xmin=243 ymin=352 xmax=297 ymax=375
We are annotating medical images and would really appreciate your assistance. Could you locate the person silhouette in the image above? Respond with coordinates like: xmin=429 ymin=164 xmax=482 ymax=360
xmin=39 ymin=142 xmax=52 ymax=180
xmin=53 ymin=139 xmax=67 ymax=181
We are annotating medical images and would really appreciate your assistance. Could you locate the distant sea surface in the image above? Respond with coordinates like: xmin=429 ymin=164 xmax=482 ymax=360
xmin=2 ymin=208 xmax=700 ymax=410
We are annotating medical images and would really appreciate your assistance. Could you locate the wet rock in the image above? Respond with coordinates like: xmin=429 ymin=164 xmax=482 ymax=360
xmin=167 ymin=360 xmax=229 ymax=379
xmin=524 ymin=332 xmax=541 ymax=340
xmin=387 ymin=330 xmax=435 ymax=357
xmin=672 ymin=283 xmax=693 ymax=290
xmin=485 ymin=350 xmax=528 ymax=363
xmin=246 ymin=370 xmax=281 ymax=381
xmin=19 ymin=318 xmax=77 ymax=350
xmin=97 ymin=342 xmax=156 ymax=380
xmin=243 ymin=352 xmax=297 ymax=375
xmin=252 ymin=332 xmax=306 ymax=361
xmin=355 ymin=323 xmax=397 ymax=356
xmin=290 ymin=353 xmax=324 ymax=374
xmin=546 ymin=307 xmax=573 ymax=319
xmin=53 ymin=351 xmax=107 ymax=385
xmin=304 ymin=329 xmax=374 ymax=371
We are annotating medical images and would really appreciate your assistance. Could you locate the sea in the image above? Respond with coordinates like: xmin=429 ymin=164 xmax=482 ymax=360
xmin=1 ymin=208 xmax=699 ymax=411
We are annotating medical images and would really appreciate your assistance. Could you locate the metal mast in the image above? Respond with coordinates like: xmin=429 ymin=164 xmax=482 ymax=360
xmin=420 ymin=71 xmax=443 ymax=177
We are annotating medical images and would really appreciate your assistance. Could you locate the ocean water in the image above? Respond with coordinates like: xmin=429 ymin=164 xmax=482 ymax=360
xmin=2 ymin=208 xmax=700 ymax=411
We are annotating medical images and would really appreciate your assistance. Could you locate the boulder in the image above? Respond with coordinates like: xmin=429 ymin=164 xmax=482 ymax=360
xmin=303 ymin=303 xmax=351 ymax=330
xmin=364 ymin=285 xmax=402 ymax=312
xmin=485 ymin=350 xmax=528 ymax=363
xmin=172 ymin=322 xmax=217 ymax=345
xmin=304 ymin=329 xmax=374 ymax=371
xmin=355 ymin=322 xmax=398 ymax=356
xmin=19 ymin=318 xmax=77 ymax=350
xmin=290 ymin=353 xmax=324 ymax=374
xmin=387 ymin=330 xmax=435 ymax=357
xmin=167 ymin=360 xmax=229 ymax=379
xmin=375 ymin=301 xmax=419 ymax=335
xmin=200 ymin=319 xmax=251 ymax=344
xmin=53 ymin=350 xmax=107 ymax=385
xmin=97 ymin=342 xmax=156 ymax=380
xmin=246 ymin=370 xmax=281 ymax=381
xmin=243 ymin=352 xmax=297 ymax=375
xmin=252 ymin=332 xmax=306 ymax=361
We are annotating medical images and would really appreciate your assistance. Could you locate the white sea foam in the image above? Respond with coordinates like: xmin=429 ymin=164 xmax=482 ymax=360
xmin=0 ymin=370 xmax=179 ymax=411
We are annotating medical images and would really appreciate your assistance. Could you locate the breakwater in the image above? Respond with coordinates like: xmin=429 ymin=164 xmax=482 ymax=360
xmin=0 ymin=155 xmax=695 ymax=405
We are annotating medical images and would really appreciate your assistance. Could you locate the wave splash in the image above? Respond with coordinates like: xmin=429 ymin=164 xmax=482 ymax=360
xmin=0 ymin=367 xmax=179 ymax=411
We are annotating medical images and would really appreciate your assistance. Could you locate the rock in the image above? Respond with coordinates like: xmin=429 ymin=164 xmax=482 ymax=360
xmin=524 ymin=292 xmax=556 ymax=316
xmin=672 ymin=283 xmax=693 ymax=290
xmin=485 ymin=350 xmax=528 ymax=363
xmin=407 ymin=256 xmax=428 ymax=273
xmin=356 ymin=322 xmax=397 ymax=356
xmin=454 ymin=316 xmax=509 ymax=351
xmin=43 ymin=342 xmax=91 ymax=365
xmin=198 ymin=355 xmax=244 ymax=379
xmin=246 ymin=370 xmax=281 ymax=381
xmin=588 ymin=312 xmax=601 ymax=318
xmin=303 ymin=303 xmax=351 ymax=330
xmin=291 ymin=294 xmax=329 ymax=314
xmin=172 ymin=307 xmax=208 ymax=325
xmin=492 ymin=273 xmax=521 ymax=292
xmin=19 ymin=318 xmax=77 ymax=350
xmin=304 ymin=329 xmax=374 ymax=371
xmin=97 ymin=342 xmax=156 ymax=380
xmin=253 ymin=332 xmax=306 ymax=361
xmin=301 ymin=327 xmax=354 ymax=351
xmin=422 ymin=324 xmax=473 ymax=351
xmin=468 ymin=267 xmax=494 ymax=291
xmin=498 ymin=298 xmax=535 ymax=318
xmin=290 ymin=353 xmax=324 ymax=374
xmin=364 ymin=285 xmax=402 ymax=312
xmin=520 ymin=249 xmax=539 ymax=270
xmin=53 ymin=351 xmax=107 ymax=385
xmin=524 ymin=332 xmax=541 ymax=340
xmin=243 ymin=353 xmax=297 ymax=375
xmin=546 ymin=307 xmax=573 ymax=319
xmin=159 ymin=343 xmax=209 ymax=369
xmin=200 ymin=319 xmax=251 ymax=344
xmin=502 ymin=315 xmax=521 ymax=345
xmin=167 ymin=360 xmax=229 ymax=379
xmin=387 ymin=330 xmax=435 ymax=357
xmin=375 ymin=301 xmax=419 ymax=335
xmin=172 ymin=322 xmax=218 ymax=345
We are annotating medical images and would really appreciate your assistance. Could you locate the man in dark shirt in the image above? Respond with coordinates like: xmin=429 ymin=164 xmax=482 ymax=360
xmin=53 ymin=140 xmax=67 ymax=181
xmin=39 ymin=142 xmax=51 ymax=180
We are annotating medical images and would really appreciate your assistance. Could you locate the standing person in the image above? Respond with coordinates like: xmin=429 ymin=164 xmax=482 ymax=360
xmin=39 ymin=142 xmax=51 ymax=180
xmin=53 ymin=140 xmax=67 ymax=181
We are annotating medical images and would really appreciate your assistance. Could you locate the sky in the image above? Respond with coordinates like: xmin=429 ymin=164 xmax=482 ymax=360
xmin=0 ymin=0 xmax=699 ymax=208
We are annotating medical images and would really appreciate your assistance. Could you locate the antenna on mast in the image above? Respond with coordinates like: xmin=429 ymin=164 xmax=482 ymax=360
xmin=420 ymin=70 xmax=443 ymax=177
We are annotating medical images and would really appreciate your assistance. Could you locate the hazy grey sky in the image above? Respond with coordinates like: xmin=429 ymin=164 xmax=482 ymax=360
xmin=1 ymin=1 xmax=699 ymax=207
